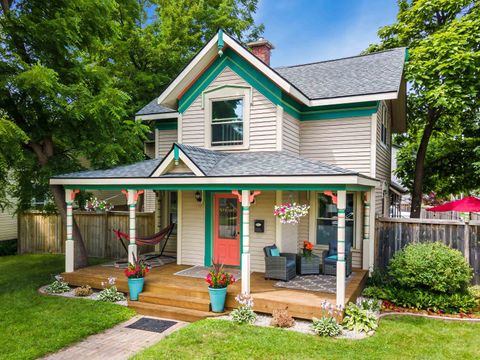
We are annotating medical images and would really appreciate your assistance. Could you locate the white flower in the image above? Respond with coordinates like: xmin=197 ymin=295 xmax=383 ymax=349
xmin=108 ymin=277 xmax=116 ymax=286
xmin=55 ymin=275 xmax=63 ymax=282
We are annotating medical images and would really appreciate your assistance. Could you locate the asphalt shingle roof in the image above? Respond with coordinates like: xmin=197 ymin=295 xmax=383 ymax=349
xmin=54 ymin=144 xmax=357 ymax=179
xmin=135 ymin=98 xmax=176 ymax=116
xmin=275 ymin=48 xmax=406 ymax=100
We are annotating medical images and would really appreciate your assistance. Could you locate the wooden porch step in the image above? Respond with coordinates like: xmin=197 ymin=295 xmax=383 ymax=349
xmin=138 ymin=291 xmax=211 ymax=312
xmin=128 ymin=301 xmax=227 ymax=322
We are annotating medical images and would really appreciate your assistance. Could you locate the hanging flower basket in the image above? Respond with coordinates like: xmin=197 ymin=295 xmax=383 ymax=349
xmin=274 ymin=202 xmax=310 ymax=225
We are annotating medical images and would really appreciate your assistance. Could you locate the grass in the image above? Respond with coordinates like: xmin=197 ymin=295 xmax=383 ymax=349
xmin=0 ymin=254 xmax=135 ymax=360
xmin=134 ymin=317 xmax=480 ymax=360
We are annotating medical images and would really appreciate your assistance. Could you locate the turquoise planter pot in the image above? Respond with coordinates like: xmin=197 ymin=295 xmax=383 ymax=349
xmin=208 ymin=287 xmax=227 ymax=312
xmin=128 ymin=277 xmax=144 ymax=301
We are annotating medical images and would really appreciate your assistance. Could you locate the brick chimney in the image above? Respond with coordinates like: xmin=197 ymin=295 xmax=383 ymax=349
xmin=247 ymin=38 xmax=274 ymax=65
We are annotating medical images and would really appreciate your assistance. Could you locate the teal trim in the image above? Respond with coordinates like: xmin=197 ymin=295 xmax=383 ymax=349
xmin=177 ymin=48 xmax=378 ymax=120
xmin=66 ymin=184 xmax=372 ymax=191
xmin=218 ymin=29 xmax=224 ymax=54
xmin=155 ymin=119 xmax=178 ymax=130
xmin=204 ymin=191 xmax=213 ymax=266
xmin=405 ymin=48 xmax=409 ymax=62
xmin=204 ymin=191 xmax=243 ymax=268
xmin=173 ymin=145 xmax=180 ymax=161
xmin=338 ymin=209 xmax=346 ymax=214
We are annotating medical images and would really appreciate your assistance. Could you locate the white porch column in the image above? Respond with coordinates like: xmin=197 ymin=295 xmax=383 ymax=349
xmin=368 ymin=187 xmax=376 ymax=272
xmin=127 ymin=189 xmax=138 ymax=263
xmin=362 ymin=191 xmax=371 ymax=270
xmin=336 ymin=190 xmax=347 ymax=308
xmin=65 ymin=189 xmax=76 ymax=273
xmin=241 ymin=190 xmax=251 ymax=295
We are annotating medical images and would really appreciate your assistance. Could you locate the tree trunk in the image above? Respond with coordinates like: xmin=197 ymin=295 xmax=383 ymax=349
xmin=29 ymin=137 xmax=89 ymax=269
xmin=410 ymin=110 xmax=437 ymax=218
xmin=50 ymin=185 xmax=88 ymax=269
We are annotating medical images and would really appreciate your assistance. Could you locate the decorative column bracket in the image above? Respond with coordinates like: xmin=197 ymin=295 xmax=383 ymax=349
xmin=122 ymin=189 xmax=144 ymax=264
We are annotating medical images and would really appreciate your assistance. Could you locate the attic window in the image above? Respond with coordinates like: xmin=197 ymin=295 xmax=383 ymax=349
xmin=211 ymin=99 xmax=244 ymax=146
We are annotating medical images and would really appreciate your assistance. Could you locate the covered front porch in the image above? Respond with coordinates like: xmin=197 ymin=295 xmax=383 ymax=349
xmin=51 ymin=143 xmax=378 ymax=312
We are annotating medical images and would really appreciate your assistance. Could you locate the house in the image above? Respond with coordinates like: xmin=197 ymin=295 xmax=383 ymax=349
xmin=51 ymin=30 xmax=407 ymax=309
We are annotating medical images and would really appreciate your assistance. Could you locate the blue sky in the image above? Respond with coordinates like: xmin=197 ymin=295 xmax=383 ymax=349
xmin=255 ymin=0 xmax=399 ymax=67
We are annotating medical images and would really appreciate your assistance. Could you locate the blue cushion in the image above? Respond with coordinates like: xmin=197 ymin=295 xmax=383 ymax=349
xmin=286 ymin=259 xmax=296 ymax=268
xmin=270 ymin=247 xmax=280 ymax=256
xmin=326 ymin=255 xmax=338 ymax=261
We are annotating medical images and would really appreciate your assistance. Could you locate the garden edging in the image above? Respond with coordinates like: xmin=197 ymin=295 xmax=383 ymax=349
xmin=379 ymin=311 xmax=480 ymax=323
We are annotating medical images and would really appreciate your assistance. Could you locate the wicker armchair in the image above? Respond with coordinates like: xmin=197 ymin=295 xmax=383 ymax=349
xmin=263 ymin=245 xmax=297 ymax=281
xmin=322 ymin=240 xmax=352 ymax=277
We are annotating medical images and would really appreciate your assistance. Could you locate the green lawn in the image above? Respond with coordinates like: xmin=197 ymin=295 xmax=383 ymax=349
xmin=134 ymin=317 xmax=480 ymax=360
xmin=0 ymin=254 xmax=135 ymax=360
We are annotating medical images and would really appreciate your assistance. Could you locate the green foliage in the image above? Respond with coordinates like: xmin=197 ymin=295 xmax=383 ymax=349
xmin=468 ymin=285 xmax=480 ymax=300
xmin=0 ymin=0 xmax=263 ymax=215
xmin=388 ymin=243 xmax=472 ymax=293
xmin=0 ymin=254 xmax=134 ymax=359
xmin=311 ymin=317 xmax=342 ymax=337
xmin=45 ymin=280 xmax=71 ymax=294
xmin=384 ymin=286 xmax=478 ymax=314
xmin=0 ymin=239 xmax=17 ymax=256
xmin=342 ymin=302 xmax=378 ymax=333
xmin=132 ymin=318 xmax=480 ymax=359
xmin=231 ymin=306 xmax=257 ymax=325
xmin=367 ymin=1 xmax=480 ymax=202
xmin=362 ymin=286 xmax=389 ymax=300
xmin=97 ymin=286 xmax=126 ymax=302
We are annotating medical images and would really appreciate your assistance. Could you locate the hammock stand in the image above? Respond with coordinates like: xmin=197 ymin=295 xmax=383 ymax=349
xmin=113 ymin=223 xmax=175 ymax=263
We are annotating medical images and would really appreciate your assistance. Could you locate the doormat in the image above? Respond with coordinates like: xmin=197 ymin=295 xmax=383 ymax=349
xmin=274 ymin=273 xmax=354 ymax=294
xmin=126 ymin=317 xmax=177 ymax=333
xmin=174 ymin=265 xmax=242 ymax=280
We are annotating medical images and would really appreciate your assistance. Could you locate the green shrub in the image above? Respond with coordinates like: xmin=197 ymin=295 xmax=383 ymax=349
xmin=231 ymin=306 xmax=257 ymax=324
xmin=97 ymin=286 xmax=126 ymax=302
xmin=45 ymin=280 xmax=70 ymax=294
xmin=384 ymin=286 xmax=477 ymax=314
xmin=362 ymin=286 xmax=388 ymax=300
xmin=468 ymin=285 xmax=480 ymax=300
xmin=312 ymin=317 xmax=342 ymax=337
xmin=342 ymin=302 xmax=378 ymax=333
xmin=389 ymin=242 xmax=472 ymax=293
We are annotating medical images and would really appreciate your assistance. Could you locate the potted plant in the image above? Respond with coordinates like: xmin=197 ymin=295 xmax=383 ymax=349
xmin=303 ymin=240 xmax=314 ymax=258
xmin=274 ymin=202 xmax=309 ymax=224
xmin=205 ymin=261 xmax=236 ymax=312
xmin=124 ymin=255 xmax=149 ymax=301
xmin=297 ymin=240 xmax=320 ymax=275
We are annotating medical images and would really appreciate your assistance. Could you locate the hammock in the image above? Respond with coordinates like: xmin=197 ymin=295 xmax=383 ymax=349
xmin=113 ymin=223 xmax=175 ymax=261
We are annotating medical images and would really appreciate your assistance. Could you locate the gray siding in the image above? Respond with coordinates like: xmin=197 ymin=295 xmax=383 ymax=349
xmin=375 ymin=101 xmax=392 ymax=215
xmin=180 ymin=191 xmax=205 ymax=266
xmin=181 ymin=67 xmax=277 ymax=151
xmin=0 ymin=210 xmax=17 ymax=241
xmin=156 ymin=129 xmax=177 ymax=158
xmin=282 ymin=111 xmax=300 ymax=154
xmin=300 ymin=117 xmax=373 ymax=175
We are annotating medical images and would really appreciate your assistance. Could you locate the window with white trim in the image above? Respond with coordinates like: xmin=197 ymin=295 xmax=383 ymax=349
xmin=380 ymin=103 xmax=388 ymax=146
xmin=211 ymin=99 xmax=244 ymax=147
xmin=315 ymin=191 xmax=355 ymax=248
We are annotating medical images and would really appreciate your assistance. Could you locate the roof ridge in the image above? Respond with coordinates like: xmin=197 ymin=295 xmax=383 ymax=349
xmin=275 ymin=47 xmax=406 ymax=70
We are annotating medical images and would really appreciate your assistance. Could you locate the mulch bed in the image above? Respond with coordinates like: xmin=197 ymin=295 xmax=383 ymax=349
xmin=380 ymin=301 xmax=480 ymax=322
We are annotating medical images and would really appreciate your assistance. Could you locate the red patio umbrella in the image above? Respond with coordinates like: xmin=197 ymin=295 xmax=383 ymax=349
xmin=426 ymin=196 xmax=480 ymax=212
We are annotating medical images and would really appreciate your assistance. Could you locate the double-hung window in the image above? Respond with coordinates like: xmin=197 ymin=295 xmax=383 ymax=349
xmin=315 ymin=191 xmax=355 ymax=248
xmin=211 ymin=99 xmax=244 ymax=147
xmin=380 ymin=104 xmax=388 ymax=146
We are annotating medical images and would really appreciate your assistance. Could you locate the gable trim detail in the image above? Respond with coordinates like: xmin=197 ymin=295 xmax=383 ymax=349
xmin=178 ymin=48 xmax=379 ymax=120
xmin=151 ymin=144 xmax=205 ymax=177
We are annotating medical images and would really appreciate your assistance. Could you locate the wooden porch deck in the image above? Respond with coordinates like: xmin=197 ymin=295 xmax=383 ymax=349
xmin=62 ymin=263 xmax=368 ymax=322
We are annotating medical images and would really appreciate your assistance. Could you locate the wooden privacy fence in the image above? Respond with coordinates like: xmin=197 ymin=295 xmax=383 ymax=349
xmin=18 ymin=211 xmax=155 ymax=259
xmin=375 ymin=217 xmax=480 ymax=284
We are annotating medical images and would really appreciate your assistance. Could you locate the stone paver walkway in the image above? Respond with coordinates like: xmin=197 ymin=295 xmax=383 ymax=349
xmin=42 ymin=316 xmax=187 ymax=360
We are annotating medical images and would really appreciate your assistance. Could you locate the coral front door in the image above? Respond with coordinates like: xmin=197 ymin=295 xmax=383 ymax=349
xmin=213 ymin=194 xmax=240 ymax=266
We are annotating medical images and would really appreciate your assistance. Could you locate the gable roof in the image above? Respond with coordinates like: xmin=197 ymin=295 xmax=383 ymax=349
xmin=136 ymin=98 xmax=176 ymax=116
xmin=275 ymin=48 xmax=406 ymax=101
xmin=53 ymin=144 xmax=358 ymax=179
xmin=138 ymin=30 xmax=406 ymax=117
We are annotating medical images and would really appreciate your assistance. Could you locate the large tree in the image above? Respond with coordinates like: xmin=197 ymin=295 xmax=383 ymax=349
xmin=367 ymin=0 xmax=480 ymax=217
xmin=0 ymin=0 xmax=262 ymax=268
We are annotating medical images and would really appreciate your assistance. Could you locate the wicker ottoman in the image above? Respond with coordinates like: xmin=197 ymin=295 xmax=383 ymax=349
xmin=296 ymin=254 xmax=321 ymax=275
